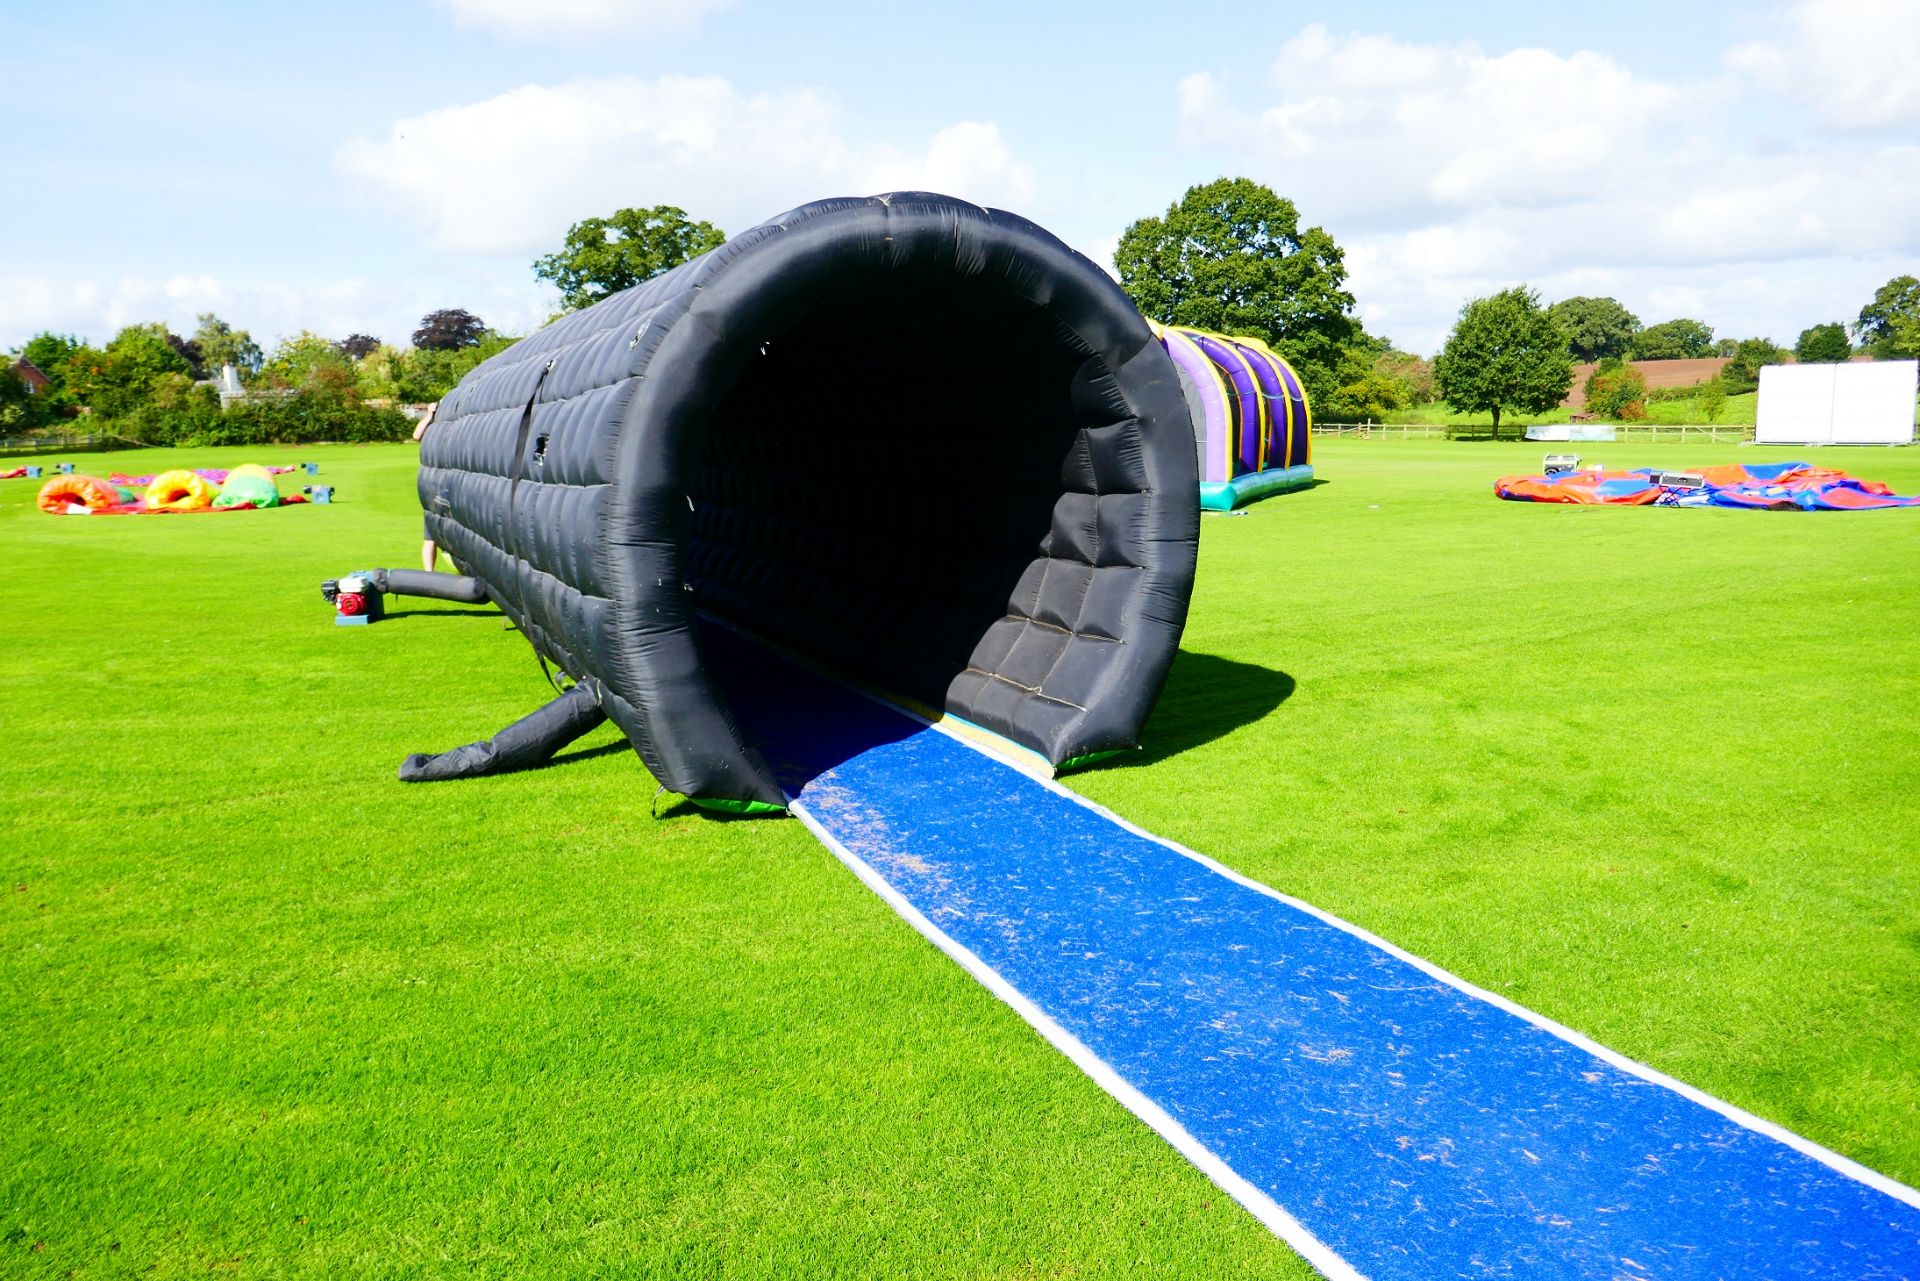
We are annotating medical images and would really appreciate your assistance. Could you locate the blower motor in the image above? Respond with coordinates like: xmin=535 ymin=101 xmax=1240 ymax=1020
xmin=320 ymin=568 xmax=488 ymax=628
xmin=321 ymin=573 xmax=384 ymax=626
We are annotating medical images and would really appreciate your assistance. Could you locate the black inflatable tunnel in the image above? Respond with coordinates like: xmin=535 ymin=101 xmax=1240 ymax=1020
xmin=419 ymin=193 xmax=1200 ymax=807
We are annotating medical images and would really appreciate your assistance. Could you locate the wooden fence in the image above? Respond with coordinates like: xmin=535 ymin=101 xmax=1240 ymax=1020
xmin=0 ymin=433 xmax=143 ymax=457
xmin=1312 ymin=422 xmax=1448 ymax=438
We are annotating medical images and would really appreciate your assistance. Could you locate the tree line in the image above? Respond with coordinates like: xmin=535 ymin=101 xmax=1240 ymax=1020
xmin=10 ymin=180 xmax=1913 ymax=446
xmin=1431 ymin=276 xmax=1919 ymax=436
xmin=2 ymin=310 xmax=518 ymax=444
xmin=516 ymin=182 xmax=1441 ymax=425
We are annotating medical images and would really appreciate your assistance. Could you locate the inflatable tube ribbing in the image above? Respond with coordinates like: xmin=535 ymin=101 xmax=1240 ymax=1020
xmin=420 ymin=194 xmax=1199 ymax=806
xmin=1153 ymin=324 xmax=1234 ymax=484
xmin=1234 ymin=334 xmax=1311 ymax=469
xmin=1188 ymin=333 xmax=1263 ymax=476
xmin=37 ymin=474 xmax=122 ymax=514
xmin=145 ymin=469 xmax=220 ymax=511
xmin=1153 ymin=326 xmax=1314 ymax=496
xmin=1234 ymin=344 xmax=1290 ymax=471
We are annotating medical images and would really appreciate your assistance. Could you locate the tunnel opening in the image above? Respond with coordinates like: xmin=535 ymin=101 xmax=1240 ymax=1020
xmin=419 ymin=194 xmax=1197 ymax=803
xmin=686 ymin=276 xmax=1119 ymax=755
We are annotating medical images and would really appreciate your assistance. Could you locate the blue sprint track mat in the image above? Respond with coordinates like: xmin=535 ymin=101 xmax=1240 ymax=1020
xmin=701 ymin=627 xmax=1920 ymax=1280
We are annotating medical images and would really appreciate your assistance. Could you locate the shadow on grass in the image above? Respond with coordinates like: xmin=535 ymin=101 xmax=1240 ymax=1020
xmin=1444 ymin=429 xmax=1553 ymax=443
xmin=649 ymin=795 xmax=784 ymax=822
xmin=382 ymin=607 xmax=503 ymax=620
xmin=435 ymin=628 xmax=1293 ymax=809
xmin=548 ymin=738 xmax=632 ymax=769
xmin=703 ymin=627 xmax=1294 ymax=790
xmin=1080 ymin=650 xmax=1295 ymax=772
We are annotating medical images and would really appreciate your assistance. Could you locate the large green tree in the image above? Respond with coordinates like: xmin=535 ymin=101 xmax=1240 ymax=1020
xmin=1721 ymin=337 xmax=1786 ymax=393
xmin=11 ymin=333 xmax=83 ymax=423
xmin=535 ymin=206 xmax=728 ymax=312
xmin=395 ymin=332 xmax=521 ymax=402
xmin=412 ymin=309 xmax=487 ymax=351
xmin=1793 ymin=322 xmax=1851 ymax=364
xmin=1632 ymin=318 xmax=1715 ymax=360
xmin=0 ymin=364 xmax=32 ymax=430
xmin=193 ymin=313 xmax=263 ymax=376
xmin=1890 ymin=312 xmax=1920 ymax=362
xmin=1321 ymin=338 xmax=1434 ymax=421
xmin=1546 ymin=296 xmax=1640 ymax=362
xmin=1433 ymin=286 xmax=1573 ymax=439
xmin=1696 ymin=377 xmax=1727 ymax=423
xmin=18 ymin=333 xmax=83 ymax=389
xmin=1854 ymin=275 xmax=1920 ymax=358
xmin=1115 ymin=177 xmax=1357 ymax=408
xmin=260 ymin=331 xmax=352 ymax=389
xmin=1583 ymin=358 xmax=1649 ymax=421
xmin=63 ymin=324 xmax=193 ymax=418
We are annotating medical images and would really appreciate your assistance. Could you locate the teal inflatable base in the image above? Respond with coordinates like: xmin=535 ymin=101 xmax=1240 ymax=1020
xmin=1199 ymin=464 xmax=1314 ymax=511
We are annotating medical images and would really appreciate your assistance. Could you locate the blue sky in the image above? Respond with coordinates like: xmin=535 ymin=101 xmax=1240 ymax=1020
xmin=5 ymin=0 xmax=1917 ymax=357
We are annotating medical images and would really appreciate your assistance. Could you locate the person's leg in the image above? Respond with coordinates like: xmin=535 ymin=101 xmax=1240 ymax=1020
xmin=421 ymin=539 xmax=438 ymax=573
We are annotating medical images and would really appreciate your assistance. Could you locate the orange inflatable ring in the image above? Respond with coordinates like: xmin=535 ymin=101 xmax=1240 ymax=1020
xmin=37 ymin=474 xmax=123 ymax=515
xmin=144 ymin=469 xmax=221 ymax=511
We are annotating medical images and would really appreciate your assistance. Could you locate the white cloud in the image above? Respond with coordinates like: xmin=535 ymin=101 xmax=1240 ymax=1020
xmin=429 ymin=0 xmax=728 ymax=41
xmin=860 ymin=122 xmax=1036 ymax=209
xmin=8 ymin=78 xmax=1039 ymax=352
xmin=335 ymin=76 xmax=1035 ymax=255
xmin=1728 ymin=0 xmax=1920 ymax=129
xmin=1178 ymin=26 xmax=1688 ymax=224
xmin=1166 ymin=24 xmax=1920 ymax=354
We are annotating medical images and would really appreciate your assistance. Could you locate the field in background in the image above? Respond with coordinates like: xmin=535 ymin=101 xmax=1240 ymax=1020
xmin=1376 ymin=389 xmax=1760 ymax=430
xmin=2 ymin=439 xmax=1917 ymax=1278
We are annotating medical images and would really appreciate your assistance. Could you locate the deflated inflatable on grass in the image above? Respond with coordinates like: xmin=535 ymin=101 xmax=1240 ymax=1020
xmin=224 ymin=463 xmax=278 ymax=486
xmin=144 ymin=469 xmax=221 ymax=511
xmin=214 ymin=474 xmax=280 ymax=508
xmin=1496 ymin=462 xmax=1920 ymax=510
xmin=414 ymin=192 xmax=1201 ymax=807
xmin=37 ymin=474 xmax=123 ymax=514
xmin=108 ymin=465 xmax=296 ymax=488
xmin=37 ymin=466 xmax=307 ymax=515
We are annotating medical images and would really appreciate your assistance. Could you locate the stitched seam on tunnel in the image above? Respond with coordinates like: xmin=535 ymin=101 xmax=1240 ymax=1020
xmin=959 ymin=667 xmax=1089 ymax=711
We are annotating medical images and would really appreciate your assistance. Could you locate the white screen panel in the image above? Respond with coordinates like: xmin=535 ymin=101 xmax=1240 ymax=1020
xmin=1830 ymin=361 xmax=1917 ymax=445
xmin=1755 ymin=365 xmax=1836 ymax=444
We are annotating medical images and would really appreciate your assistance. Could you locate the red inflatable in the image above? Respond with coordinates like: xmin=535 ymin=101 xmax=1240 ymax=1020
xmin=36 ymin=474 xmax=124 ymax=514
xmin=1496 ymin=462 xmax=1920 ymax=511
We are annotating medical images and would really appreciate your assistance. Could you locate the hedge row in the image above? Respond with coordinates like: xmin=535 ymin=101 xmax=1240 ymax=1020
xmin=103 ymin=391 xmax=414 ymax=447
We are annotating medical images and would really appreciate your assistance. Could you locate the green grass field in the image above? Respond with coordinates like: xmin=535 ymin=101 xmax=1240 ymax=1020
xmin=4 ymin=440 xmax=1918 ymax=1278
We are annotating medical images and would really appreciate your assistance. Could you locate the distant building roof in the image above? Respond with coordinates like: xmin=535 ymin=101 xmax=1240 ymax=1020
xmin=9 ymin=357 xmax=52 ymax=393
